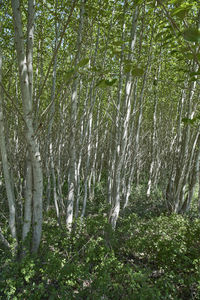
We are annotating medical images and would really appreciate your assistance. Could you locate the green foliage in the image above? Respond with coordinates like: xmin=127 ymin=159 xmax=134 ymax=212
xmin=77 ymin=58 xmax=90 ymax=68
xmin=123 ymin=183 xmax=166 ymax=218
xmin=171 ymin=4 xmax=191 ymax=19
xmin=131 ymin=66 xmax=144 ymax=77
xmin=183 ymin=27 xmax=200 ymax=43
xmin=116 ymin=214 xmax=200 ymax=299
xmin=123 ymin=60 xmax=144 ymax=76
xmin=1 ymin=210 xmax=200 ymax=299
xmin=182 ymin=115 xmax=200 ymax=126
xmin=96 ymin=78 xmax=117 ymax=88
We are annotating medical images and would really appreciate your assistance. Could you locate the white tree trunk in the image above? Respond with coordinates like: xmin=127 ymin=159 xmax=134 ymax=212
xmin=66 ymin=0 xmax=85 ymax=230
xmin=109 ymin=7 xmax=139 ymax=229
xmin=0 ymin=48 xmax=17 ymax=243
xmin=11 ymin=0 xmax=43 ymax=253
xmin=22 ymin=152 xmax=32 ymax=241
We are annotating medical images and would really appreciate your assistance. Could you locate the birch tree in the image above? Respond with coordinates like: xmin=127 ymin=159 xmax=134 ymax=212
xmin=0 ymin=47 xmax=17 ymax=248
xmin=66 ymin=0 xmax=85 ymax=230
xmin=11 ymin=0 xmax=43 ymax=253
xmin=109 ymin=5 xmax=139 ymax=229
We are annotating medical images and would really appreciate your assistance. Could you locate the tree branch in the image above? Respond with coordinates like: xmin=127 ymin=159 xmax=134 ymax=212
xmin=0 ymin=226 xmax=10 ymax=249
xmin=36 ymin=0 xmax=78 ymax=102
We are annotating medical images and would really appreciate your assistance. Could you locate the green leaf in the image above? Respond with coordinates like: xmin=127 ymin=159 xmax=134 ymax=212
xmin=64 ymin=69 xmax=75 ymax=80
xmin=183 ymin=28 xmax=200 ymax=43
xmin=177 ymin=68 xmax=187 ymax=72
xmin=77 ymin=58 xmax=89 ymax=68
xmin=190 ymin=71 xmax=200 ymax=76
xmin=132 ymin=0 xmax=142 ymax=4
xmin=113 ymin=40 xmax=123 ymax=46
xmin=124 ymin=63 xmax=132 ymax=74
xmin=96 ymin=78 xmax=117 ymax=88
xmin=132 ymin=67 xmax=144 ymax=76
xmin=182 ymin=117 xmax=195 ymax=125
xmin=96 ymin=79 xmax=107 ymax=88
xmin=176 ymin=79 xmax=184 ymax=84
xmin=172 ymin=7 xmax=190 ymax=19
xmin=183 ymin=52 xmax=194 ymax=60
xmin=105 ymin=78 xmax=117 ymax=86
xmin=163 ymin=34 xmax=173 ymax=42
xmin=112 ymin=46 xmax=121 ymax=55
xmin=189 ymin=76 xmax=197 ymax=82
xmin=170 ymin=50 xmax=178 ymax=55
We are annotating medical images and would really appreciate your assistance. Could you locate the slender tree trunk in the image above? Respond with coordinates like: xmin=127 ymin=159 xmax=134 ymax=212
xmin=11 ymin=0 xmax=43 ymax=254
xmin=46 ymin=3 xmax=60 ymax=223
xmin=109 ymin=6 xmax=139 ymax=229
xmin=66 ymin=0 xmax=85 ymax=230
xmin=173 ymin=77 xmax=197 ymax=213
xmin=147 ymin=64 xmax=160 ymax=197
xmin=22 ymin=152 xmax=32 ymax=242
xmin=0 ymin=48 xmax=17 ymax=245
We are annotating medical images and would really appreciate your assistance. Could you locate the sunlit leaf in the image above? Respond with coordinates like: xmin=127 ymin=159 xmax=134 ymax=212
xmin=133 ymin=0 xmax=142 ymax=4
xmin=163 ymin=34 xmax=173 ymax=42
xmin=155 ymin=31 xmax=165 ymax=41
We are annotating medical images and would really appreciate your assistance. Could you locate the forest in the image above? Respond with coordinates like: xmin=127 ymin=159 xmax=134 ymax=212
xmin=1 ymin=0 xmax=200 ymax=298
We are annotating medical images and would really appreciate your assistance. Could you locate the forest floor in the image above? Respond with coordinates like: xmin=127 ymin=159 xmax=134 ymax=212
xmin=0 ymin=185 xmax=200 ymax=299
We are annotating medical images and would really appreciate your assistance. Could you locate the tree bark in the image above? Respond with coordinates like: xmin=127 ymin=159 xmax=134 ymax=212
xmin=11 ymin=0 xmax=43 ymax=254
xmin=66 ymin=0 xmax=85 ymax=230
xmin=0 ymin=47 xmax=17 ymax=245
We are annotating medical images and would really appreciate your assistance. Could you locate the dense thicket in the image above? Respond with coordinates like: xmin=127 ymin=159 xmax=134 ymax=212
xmin=0 ymin=0 xmax=200 ymax=298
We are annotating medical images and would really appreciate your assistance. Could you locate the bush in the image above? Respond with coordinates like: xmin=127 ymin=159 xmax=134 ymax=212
xmin=1 ymin=212 xmax=200 ymax=299
xmin=116 ymin=214 xmax=200 ymax=299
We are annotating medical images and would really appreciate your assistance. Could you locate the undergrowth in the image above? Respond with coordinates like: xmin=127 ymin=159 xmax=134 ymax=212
xmin=0 ymin=187 xmax=200 ymax=299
